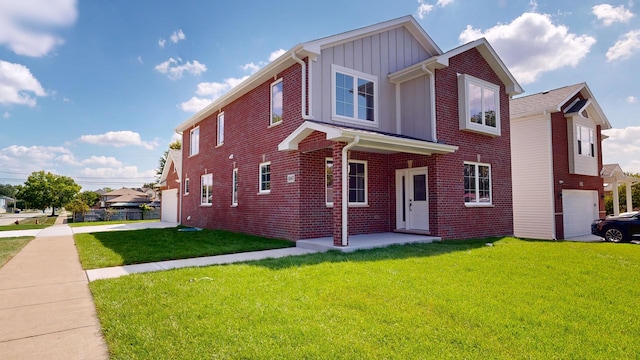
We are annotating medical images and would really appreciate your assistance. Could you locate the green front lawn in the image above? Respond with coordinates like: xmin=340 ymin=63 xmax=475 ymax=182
xmin=90 ymin=238 xmax=640 ymax=359
xmin=0 ymin=215 xmax=57 ymax=231
xmin=0 ymin=236 xmax=34 ymax=267
xmin=75 ymin=228 xmax=294 ymax=269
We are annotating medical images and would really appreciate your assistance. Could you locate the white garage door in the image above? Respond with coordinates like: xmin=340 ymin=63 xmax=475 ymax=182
xmin=562 ymin=190 xmax=598 ymax=238
xmin=161 ymin=189 xmax=178 ymax=223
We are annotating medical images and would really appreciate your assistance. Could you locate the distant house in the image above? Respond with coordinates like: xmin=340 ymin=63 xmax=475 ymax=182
xmin=100 ymin=188 xmax=151 ymax=208
xmin=0 ymin=196 xmax=15 ymax=213
xmin=510 ymin=83 xmax=611 ymax=240
xmin=173 ymin=15 xmax=523 ymax=245
xmin=158 ymin=149 xmax=182 ymax=223
xmin=601 ymin=164 xmax=640 ymax=215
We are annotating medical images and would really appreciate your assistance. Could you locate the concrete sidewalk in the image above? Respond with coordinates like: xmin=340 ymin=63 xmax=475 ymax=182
xmin=0 ymin=213 xmax=109 ymax=359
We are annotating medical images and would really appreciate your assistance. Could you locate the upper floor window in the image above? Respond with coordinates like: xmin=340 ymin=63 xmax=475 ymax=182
xmin=464 ymin=162 xmax=492 ymax=206
xmin=332 ymin=65 xmax=377 ymax=125
xmin=217 ymin=112 xmax=224 ymax=146
xmin=577 ymin=125 xmax=594 ymax=157
xmin=458 ymin=74 xmax=501 ymax=136
xmin=201 ymin=173 xmax=212 ymax=205
xmin=189 ymin=127 xmax=200 ymax=156
xmin=259 ymin=162 xmax=271 ymax=194
xmin=271 ymin=79 xmax=283 ymax=126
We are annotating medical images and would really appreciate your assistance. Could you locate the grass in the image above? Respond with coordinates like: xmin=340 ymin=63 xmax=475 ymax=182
xmin=0 ymin=215 xmax=57 ymax=231
xmin=74 ymin=228 xmax=295 ymax=269
xmin=90 ymin=237 xmax=640 ymax=359
xmin=69 ymin=219 xmax=159 ymax=227
xmin=0 ymin=236 xmax=34 ymax=268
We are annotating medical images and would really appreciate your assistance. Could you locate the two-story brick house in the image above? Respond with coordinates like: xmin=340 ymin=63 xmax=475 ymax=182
xmin=175 ymin=16 xmax=522 ymax=245
xmin=510 ymin=83 xmax=611 ymax=240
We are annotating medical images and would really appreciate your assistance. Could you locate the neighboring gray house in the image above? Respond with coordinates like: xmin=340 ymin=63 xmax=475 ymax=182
xmin=0 ymin=196 xmax=15 ymax=213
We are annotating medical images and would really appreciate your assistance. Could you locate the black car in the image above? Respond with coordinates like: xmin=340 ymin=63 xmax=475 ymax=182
xmin=591 ymin=211 xmax=640 ymax=243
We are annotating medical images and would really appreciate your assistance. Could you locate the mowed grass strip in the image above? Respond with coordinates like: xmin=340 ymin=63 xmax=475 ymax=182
xmin=90 ymin=238 xmax=640 ymax=359
xmin=69 ymin=219 xmax=159 ymax=227
xmin=0 ymin=215 xmax=57 ymax=231
xmin=0 ymin=236 xmax=34 ymax=267
xmin=75 ymin=228 xmax=295 ymax=269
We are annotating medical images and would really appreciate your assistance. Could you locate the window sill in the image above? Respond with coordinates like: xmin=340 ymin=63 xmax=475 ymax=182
xmin=257 ymin=191 xmax=271 ymax=195
xmin=348 ymin=203 xmax=369 ymax=207
xmin=230 ymin=204 xmax=238 ymax=207
xmin=326 ymin=203 xmax=333 ymax=208
xmin=215 ymin=143 xmax=223 ymax=148
xmin=464 ymin=203 xmax=494 ymax=208
xmin=188 ymin=153 xmax=198 ymax=158
xmin=331 ymin=116 xmax=379 ymax=128
xmin=200 ymin=204 xmax=212 ymax=207
xmin=268 ymin=121 xmax=283 ymax=128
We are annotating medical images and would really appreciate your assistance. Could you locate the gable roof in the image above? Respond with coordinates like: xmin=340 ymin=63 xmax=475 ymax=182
xmin=601 ymin=163 xmax=640 ymax=185
xmin=510 ymin=82 xmax=611 ymax=129
xmin=159 ymin=149 xmax=182 ymax=186
xmin=102 ymin=188 xmax=148 ymax=197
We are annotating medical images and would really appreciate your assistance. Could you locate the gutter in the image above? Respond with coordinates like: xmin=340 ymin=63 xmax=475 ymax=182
xmin=422 ymin=64 xmax=437 ymax=142
xmin=341 ymin=135 xmax=360 ymax=246
xmin=291 ymin=51 xmax=313 ymax=120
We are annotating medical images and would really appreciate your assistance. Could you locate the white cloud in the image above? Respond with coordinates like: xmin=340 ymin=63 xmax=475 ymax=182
xmin=627 ymin=96 xmax=638 ymax=103
xmin=81 ymin=155 xmax=123 ymax=167
xmin=2 ymin=112 xmax=9 ymax=119
xmin=179 ymin=97 xmax=213 ymax=113
xmin=0 ymin=145 xmax=72 ymax=174
xmin=170 ymin=29 xmax=186 ymax=43
xmin=602 ymin=126 xmax=640 ymax=173
xmin=155 ymin=58 xmax=207 ymax=80
xmin=269 ymin=49 xmax=286 ymax=62
xmin=158 ymin=39 xmax=166 ymax=48
xmin=437 ymin=0 xmax=454 ymax=6
xmin=179 ymin=76 xmax=249 ymax=112
xmin=170 ymin=133 xmax=182 ymax=143
xmin=63 ymin=97 xmax=71 ymax=102
xmin=78 ymin=166 xmax=156 ymax=183
xmin=529 ymin=0 xmax=539 ymax=11
xmin=240 ymin=62 xmax=261 ymax=74
xmin=459 ymin=12 xmax=596 ymax=84
xmin=606 ymin=29 xmax=640 ymax=62
xmin=0 ymin=0 xmax=77 ymax=57
xmin=416 ymin=1 xmax=434 ymax=19
xmin=137 ymin=56 xmax=143 ymax=64
xmin=0 ymin=60 xmax=47 ymax=106
xmin=593 ymin=4 xmax=635 ymax=26
xmin=57 ymin=153 xmax=81 ymax=166
xmin=79 ymin=131 xmax=158 ymax=150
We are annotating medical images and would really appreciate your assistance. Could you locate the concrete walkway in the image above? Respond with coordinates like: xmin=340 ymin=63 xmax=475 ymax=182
xmin=0 ymin=214 xmax=109 ymax=359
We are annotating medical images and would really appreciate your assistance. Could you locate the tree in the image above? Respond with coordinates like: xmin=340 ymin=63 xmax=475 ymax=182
xmin=17 ymin=171 xmax=81 ymax=216
xmin=65 ymin=198 xmax=89 ymax=215
xmin=77 ymin=191 xmax=100 ymax=207
xmin=0 ymin=184 xmax=18 ymax=198
xmin=156 ymin=140 xmax=182 ymax=181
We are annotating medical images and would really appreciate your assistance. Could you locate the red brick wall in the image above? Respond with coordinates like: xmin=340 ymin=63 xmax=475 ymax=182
xmin=550 ymin=110 xmax=605 ymax=239
xmin=429 ymin=47 xmax=514 ymax=239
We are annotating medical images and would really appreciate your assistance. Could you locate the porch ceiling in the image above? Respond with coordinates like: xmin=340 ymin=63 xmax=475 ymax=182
xmin=278 ymin=121 xmax=458 ymax=156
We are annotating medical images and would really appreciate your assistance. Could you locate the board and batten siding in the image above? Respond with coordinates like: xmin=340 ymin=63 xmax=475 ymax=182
xmin=511 ymin=114 xmax=556 ymax=239
xmin=566 ymin=116 xmax=599 ymax=176
xmin=310 ymin=27 xmax=435 ymax=136
xmin=400 ymin=76 xmax=432 ymax=140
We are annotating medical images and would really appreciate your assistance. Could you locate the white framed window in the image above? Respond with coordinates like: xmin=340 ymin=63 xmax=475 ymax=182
xmin=217 ymin=112 xmax=224 ymax=146
xmin=326 ymin=158 xmax=334 ymax=206
xmin=270 ymin=79 xmax=283 ymax=126
xmin=332 ymin=64 xmax=378 ymax=126
xmin=458 ymin=74 xmax=501 ymax=136
xmin=189 ymin=127 xmax=200 ymax=156
xmin=259 ymin=162 xmax=271 ymax=194
xmin=464 ymin=162 xmax=492 ymax=206
xmin=184 ymin=178 xmax=190 ymax=195
xmin=348 ymin=160 xmax=367 ymax=205
xmin=232 ymin=168 xmax=238 ymax=206
xmin=201 ymin=173 xmax=212 ymax=205
xmin=577 ymin=125 xmax=594 ymax=157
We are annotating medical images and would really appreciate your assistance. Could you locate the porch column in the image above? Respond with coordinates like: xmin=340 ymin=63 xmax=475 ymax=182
xmin=613 ymin=180 xmax=620 ymax=216
xmin=332 ymin=142 xmax=346 ymax=246
xmin=626 ymin=181 xmax=633 ymax=213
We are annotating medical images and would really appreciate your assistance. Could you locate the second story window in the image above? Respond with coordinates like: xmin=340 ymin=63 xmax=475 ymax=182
xmin=189 ymin=127 xmax=200 ymax=156
xmin=458 ymin=74 xmax=501 ymax=136
xmin=271 ymin=79 xmax=283 ymax=125
xmin=577 ymin=125 xmax=594 ymax=157
xmin=332 ymin=65 xmax=377 ymax=125
xmin=217 ymin=112 xmax=224 ymax=146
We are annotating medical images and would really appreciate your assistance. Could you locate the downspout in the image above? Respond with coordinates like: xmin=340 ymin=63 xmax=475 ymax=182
xmin=291 ymin=52 xmax=313 ymax=120
xmin=341 ymin=135 xmax=360 ymax=246
xmin=422 ymin=64 xmax=437 ymax=142
xmin=176 ymin=130 xmax=183 ymax=225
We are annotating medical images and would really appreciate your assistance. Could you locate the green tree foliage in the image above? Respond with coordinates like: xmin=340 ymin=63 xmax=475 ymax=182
xmin=17 ymin=171 xmax=81 ymax=216
xmin=0 ymin=184 xmax=18 ymax=198
xmin=77 ymin=191 xmax=100 ymax=207
xmin=156 ymin=140 xmax=182 ymax=181
xmin=65 ymin=198 xmax=90 ymax=215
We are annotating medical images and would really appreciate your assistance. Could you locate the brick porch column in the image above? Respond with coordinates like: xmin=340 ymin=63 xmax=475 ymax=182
xmin=332 ymin=142 xmax=346 ymax=246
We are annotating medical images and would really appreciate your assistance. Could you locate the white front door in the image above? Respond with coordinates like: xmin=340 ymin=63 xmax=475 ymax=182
xmin=396 ymin=167 xmax=429 ymax=231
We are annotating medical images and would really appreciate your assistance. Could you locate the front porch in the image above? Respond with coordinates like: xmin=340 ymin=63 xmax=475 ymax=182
xmin=296 ymin=232 xmax=441 ymax=253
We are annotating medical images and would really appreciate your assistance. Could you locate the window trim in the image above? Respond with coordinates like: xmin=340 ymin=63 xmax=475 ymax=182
xmin=258 ymin=162 xmax=271 ymax=194
xmin=270 ymin=79 xmax=283 ymax=126
xmin=184 ymin=178 xmax=190 ymax=195
xmin=200 ymin=173 xmax=213 ymax=206
xmin=231 ymin=168 xmax=238 ymax=206
xmin=464 ymin=161 xmax=492 ymax=207
xmin=577 ymin=124 xmax=595 ymax=158
xmin=217 ymin=112 xmax=224 ymax=146
xmin=348 ymin=159 xmax=368 ymax=206
xmin=189 ymin=127 xmax=200 ymax=156
xmin=331 ymin=64 xmax=379 ymax=127
xmin=458 ymin=74 xmax=501 ymax=137
xmin=325 ymin=158 xmax=334 ymax=207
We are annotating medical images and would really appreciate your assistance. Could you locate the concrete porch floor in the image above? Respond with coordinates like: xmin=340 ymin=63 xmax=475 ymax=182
xmin=296 ymin=232 xmax=442 ymax=252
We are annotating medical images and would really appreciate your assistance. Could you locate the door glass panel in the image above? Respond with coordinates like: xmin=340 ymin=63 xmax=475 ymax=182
xmin=413 ymin=174 xmax=427 ymax=201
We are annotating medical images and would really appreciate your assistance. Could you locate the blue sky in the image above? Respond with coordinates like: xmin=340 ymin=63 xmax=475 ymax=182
xmin=1 ymin=0 xmax=639 ymax=190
